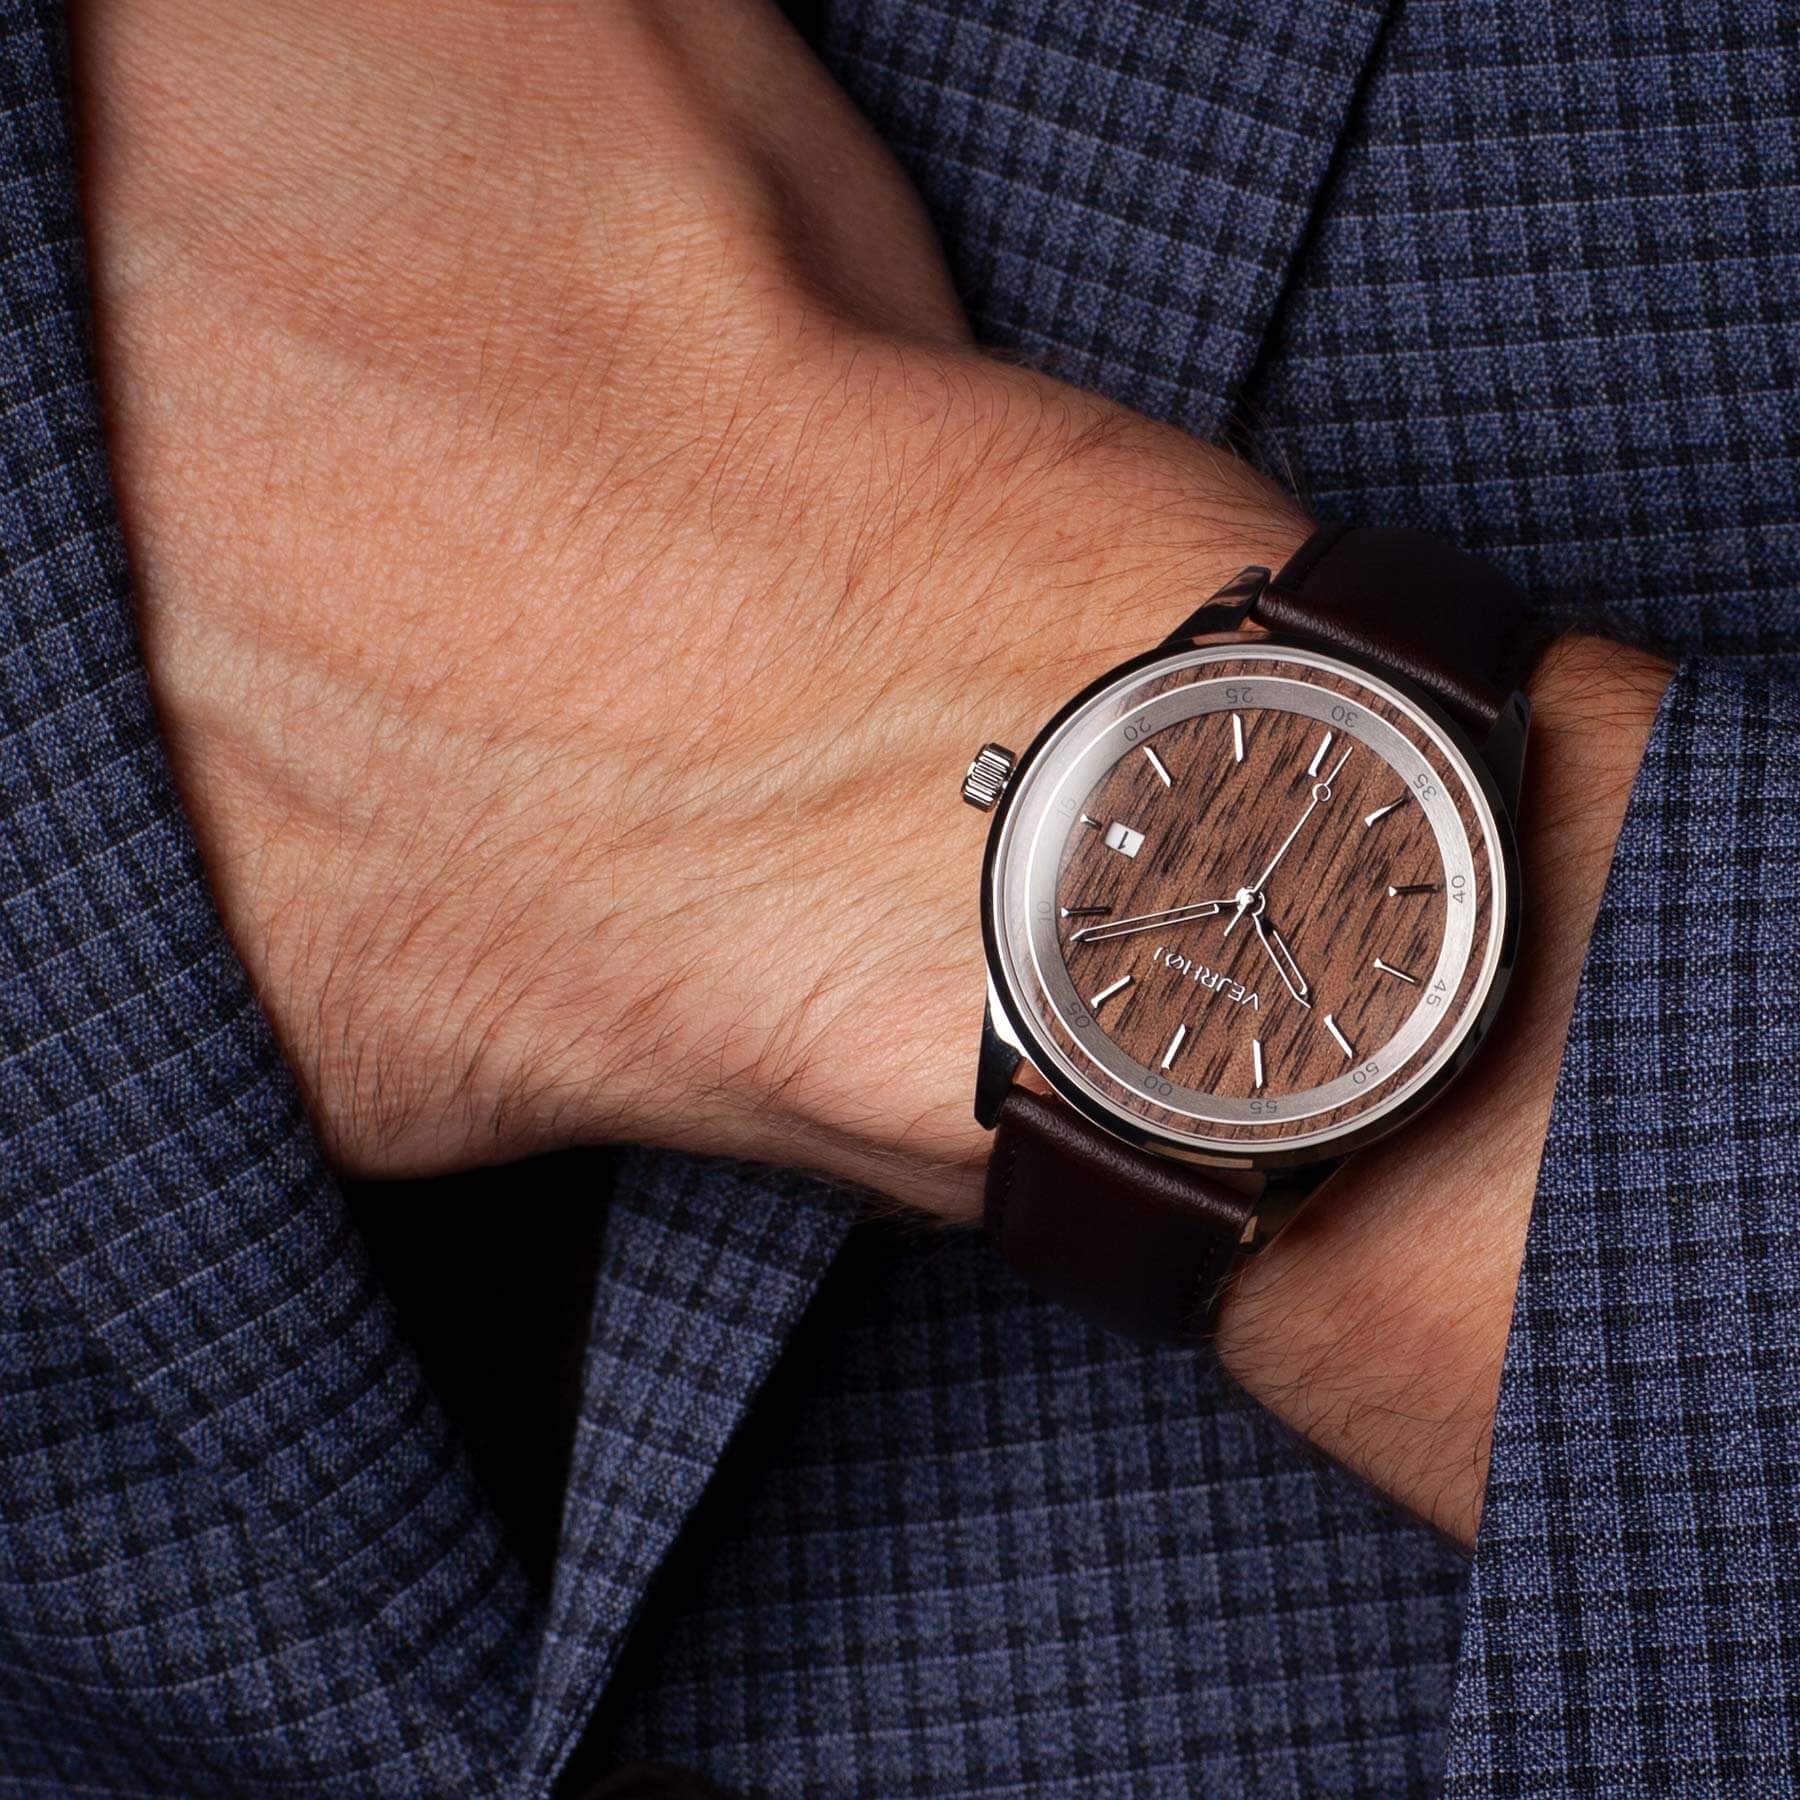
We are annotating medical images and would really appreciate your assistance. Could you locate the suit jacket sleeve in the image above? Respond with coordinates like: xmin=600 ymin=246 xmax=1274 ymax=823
xmin=1446 ymin=653 xmax=1800 ymax=1793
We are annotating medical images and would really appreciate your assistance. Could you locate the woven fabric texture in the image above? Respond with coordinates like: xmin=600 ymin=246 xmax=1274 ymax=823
xmin=1 ymin=0 xmax=1796 ymax=1793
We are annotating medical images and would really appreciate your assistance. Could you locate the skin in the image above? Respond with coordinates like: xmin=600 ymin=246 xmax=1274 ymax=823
xmin=68 ymin=0 xmax=1669 ymax=1548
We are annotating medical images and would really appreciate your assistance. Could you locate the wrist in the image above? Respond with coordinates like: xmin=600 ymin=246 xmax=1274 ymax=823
xmin=675 ymin=361 xmax=1310 ymax=1213
xmin=783 ymin=451 xmax=1670 ymax=1544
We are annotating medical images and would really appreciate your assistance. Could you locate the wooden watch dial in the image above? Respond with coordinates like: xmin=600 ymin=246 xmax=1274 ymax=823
xmin=990 ymin=648 xmax=1506 ymax=1156
xmin=1058 ymin=704 xmax=1444 ymax=1098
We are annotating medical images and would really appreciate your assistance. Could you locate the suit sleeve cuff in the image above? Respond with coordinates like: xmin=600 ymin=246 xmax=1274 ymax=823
xmin=1447 ymin=654 xmax=1800 ymax=1792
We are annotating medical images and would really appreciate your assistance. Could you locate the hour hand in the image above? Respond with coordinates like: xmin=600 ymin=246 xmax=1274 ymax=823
xmin=1067 ymin=899 xmax=1229 ymax=944
xmin=1252 ymin=909 xmax=1311 ymax=1007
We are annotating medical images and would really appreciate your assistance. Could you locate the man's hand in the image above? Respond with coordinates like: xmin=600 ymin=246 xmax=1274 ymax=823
xmin=72 ymin=0 xmax=1670 ymax=1546
xmin=71 ymin=0 xmax=1302 ymax=1190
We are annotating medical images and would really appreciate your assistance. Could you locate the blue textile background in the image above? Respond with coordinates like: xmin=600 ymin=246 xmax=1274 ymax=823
xmin=1 ymin=0 xmax=1797 ymax=1793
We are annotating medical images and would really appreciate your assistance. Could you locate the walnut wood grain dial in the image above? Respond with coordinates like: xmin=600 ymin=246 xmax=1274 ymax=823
xmin=1057 ymin=706 xmax=1443 ymax=1099
xmin=987 ymin=645 xmax=1509 ymax=1158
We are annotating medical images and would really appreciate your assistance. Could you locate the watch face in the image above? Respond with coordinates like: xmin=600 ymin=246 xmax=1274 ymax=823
xmin=983 ymin=642 xmax=1518 ymax=1164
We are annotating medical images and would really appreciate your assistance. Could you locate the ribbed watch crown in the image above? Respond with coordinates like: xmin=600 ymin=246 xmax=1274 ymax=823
xmin=961 ymin=743 xmax=1016 ymax=811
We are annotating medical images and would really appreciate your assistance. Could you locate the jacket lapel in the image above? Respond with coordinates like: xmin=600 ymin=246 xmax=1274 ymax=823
xmin=827 ymin=0 xmax=1394 ymax=436
xmin=520 ymin=1152 xmax=853 ymax=1786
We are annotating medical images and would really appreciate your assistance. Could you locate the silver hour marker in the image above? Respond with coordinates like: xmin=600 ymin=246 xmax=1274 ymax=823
xmin=1251 ymin=1037 xmax=1265 ymax=1091
xmin=1160 ymin=1023 xmax=1188 ymax=1070
xmin=1363 ymin=797 xmax=1406 ymax=827
xmin=1143 ymin=745 xmax=1173 ymax=788
xmin=1090 ymin=973 xmax=1133 ymax=1011
xmin=1060 ymin=905 xmax=1111 ymax=920
xmin=1388 ymin=882 xmax=1439 ymax=898
xmin=1102 ymin=821 xmax=1146 ymax=857
xmin=1079 ymin=812 xmax=1102 ymax=830
xmin=1306 ymin=730 xmax=1336 ymax=778
xmin=1231 ymin=712 xmax=1246 ymax=763
xmin=1373 ymin=957 xmax=1419 ymax=985
xmin=1324 ymin=1013 xmax=1355 ymax=1060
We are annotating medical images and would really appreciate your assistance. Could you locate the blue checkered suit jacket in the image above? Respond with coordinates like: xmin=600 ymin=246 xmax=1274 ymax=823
xmin=3 ymin=0 xmax=1797 ymax=1792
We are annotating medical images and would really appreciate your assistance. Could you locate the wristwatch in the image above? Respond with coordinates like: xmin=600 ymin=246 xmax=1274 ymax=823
xmin=961 ymin=524 xmax=1539 ymax=1343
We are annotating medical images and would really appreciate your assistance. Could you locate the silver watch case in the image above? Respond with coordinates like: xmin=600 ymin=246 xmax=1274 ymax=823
xmin=974 ymin=582 xmax=1526 ymax=1188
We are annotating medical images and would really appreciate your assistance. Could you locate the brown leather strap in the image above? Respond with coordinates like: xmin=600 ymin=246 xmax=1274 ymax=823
xmin=985 ymin=525 xmax=1535 ymax=1343
xmin=985 ymin=1090 xmax=1254 ymax=1343
xmin=1254 ymin=524 xmax=1536 ymax=737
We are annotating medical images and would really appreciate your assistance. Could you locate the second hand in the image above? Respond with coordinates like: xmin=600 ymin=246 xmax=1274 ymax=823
xmin=1223 ymin=742 xmax=1354 ymax=938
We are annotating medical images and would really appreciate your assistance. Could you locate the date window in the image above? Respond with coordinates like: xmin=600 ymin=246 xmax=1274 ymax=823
xmin=1102 ymin=821 xmax=1145 ymax=857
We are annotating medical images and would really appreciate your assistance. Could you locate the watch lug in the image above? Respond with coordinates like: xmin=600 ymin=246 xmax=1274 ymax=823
xmin=974 ymin=990 xmax=1024 ymax=1129
xmin=1480 ymin=690 xmax=1532 ymax=818
xmin=1244 ymin=1158 xmax=1342 ymax=1250
xmin=1158 ymin=564 xmax=1269 ymax=648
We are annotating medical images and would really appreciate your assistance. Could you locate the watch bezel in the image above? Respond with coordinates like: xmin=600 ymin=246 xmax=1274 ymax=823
xmin=978 ymin=630 xmax=1523 ymax=1173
